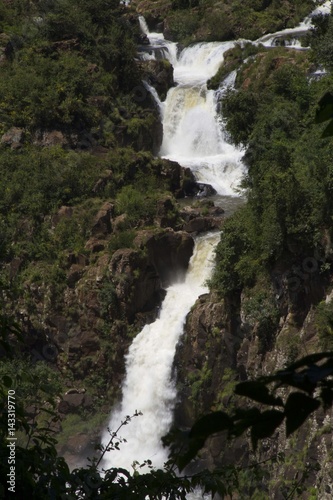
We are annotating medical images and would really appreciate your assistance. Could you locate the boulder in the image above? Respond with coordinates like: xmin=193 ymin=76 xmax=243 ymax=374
xmin=144 ymin=229 xmax=194 ymax=287
xmin=109 ymin=248 xmax=162 ymax=322
xmin=1 ymin=127 xmax=24 ymax=149
xmin=180 ymin=201 xmax=225 ymax=233
xmin=139 ymin=59 xmax=174 ymax=100
xmin=84 ymin=238 xmax=106 ymax=253
xmin=182 ymin=180 xmax=217 ymax=197
xmin=33 ymin=130 xmax=69 ymax=147
xmin=51 ymin=206 xmax=73 ymax=228
xmin=182 ymin=216 xmax=224 ymax=233
xmin=90 ymin=202 xmax=114 ymax=237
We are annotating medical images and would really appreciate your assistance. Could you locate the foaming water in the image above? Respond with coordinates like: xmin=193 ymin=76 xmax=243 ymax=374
xmin=102 ymin=233 xmax=220 ymax=471
xmin=175 ymin=41 xmax=236 ymax=85
xmin=160 ymin=41 xmax=245 ymax=196
xmin=256 ymin=0 xmax=332 ymax=47
xmin=138 ymin=16 xmax=178 ymax=66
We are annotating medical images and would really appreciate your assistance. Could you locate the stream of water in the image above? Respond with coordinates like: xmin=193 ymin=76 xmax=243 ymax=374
xmin=102 ymin=0 xmax=332 ymax=478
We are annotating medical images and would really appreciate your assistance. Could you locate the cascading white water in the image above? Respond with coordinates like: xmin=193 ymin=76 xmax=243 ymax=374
xmin=102 ymin=1 xmax=332 ymax=480
xmin=256 ymin=0 xmax=332 ymax=47
xmin=102 ymin=232 xmax=219 ymax=471
xmin=138 ymin=15 xmax=178 ymax=66
xmin=160 ymin=41 xmax=245 ymax=196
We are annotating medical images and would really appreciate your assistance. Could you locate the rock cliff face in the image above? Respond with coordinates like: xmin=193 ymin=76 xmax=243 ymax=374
xmin=174 ymin=259 xmax=333 ymax=496
xmin=15 ymin=185 xmax=225 ymax=466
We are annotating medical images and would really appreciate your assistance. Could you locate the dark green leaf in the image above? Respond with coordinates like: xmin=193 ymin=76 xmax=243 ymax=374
xmin=320 ymin=385 xmax=333 ymax=410
xmin=285 ymin=392 xmax=320 ymax=436
xmin=176 ymin=437 xmax=206 ymax=472
xmin=189 ymin=411 xmax=233 ymax=439
xmin=232 ymin=407 xmax=261 ymax=437
xmin=235 ymin=381 xmax=283 ymax=406
xmin=177 ymin=412 xmax=233 ymax=471
xmin=285 ymin=352 xmax=333 ymax=370
xmin=3 ymin=375 xmax=13 ymax=388
xmin=322 ymin=120 xmax=333 ymax=138
xmin=250 ymin=410 xmax=285 ymax=451
xmin=315 ymin=92 xmax=333 ymax=123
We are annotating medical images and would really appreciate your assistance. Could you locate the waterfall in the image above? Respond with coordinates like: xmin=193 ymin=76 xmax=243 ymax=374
xmin=256 ymin=0 xmax=332 ymax=47
xmin=160 ymin=41 xmax=245 ymax=196
xmin=102 ymin=232 xmax=219 ymax=471
xmin=102 ymin=16 xmax=244 ymax=476
xmin=102 ymin=1 xmax=330 ymax=478
xmin=138 ymin=16 xmax=178 ymax=66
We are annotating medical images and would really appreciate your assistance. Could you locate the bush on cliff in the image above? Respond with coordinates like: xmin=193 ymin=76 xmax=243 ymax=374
xmin=211 ymin=42 xmax=333 ymax=296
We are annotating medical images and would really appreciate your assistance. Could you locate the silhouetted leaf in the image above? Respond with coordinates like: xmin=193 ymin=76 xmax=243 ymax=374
xmin=315 ymin=92 xmax=333 ymax=123
xmin=286 ymin=352 xmax=333 ymax=370
xmin=177 ymin=437 xmax=206 ymax=472
xmin=176 ymin=412 xmax=233 ymax=471
xmin=305 ymin=363 xmax=333 ymax=384
xmin=322 ymin=120 xmax=333 ymax=138
xmin=285 ymin=392 xmax=320 ymax=436
xmin=232 ymin=407 xmax=261 ymax=437
xmin=235 ymin=381 xmax=283 ymax=406
xmin=273 ymin=369 xmax=316 ymax=394
xmin=189 ymin=411 xmax=233 ymax=439
xmin=2 ymin=375 xmax=13 ymax=388
xmin=250 ymin=410 xmax=285 ymax=451
xmin=320 ymin=382 xmax=333 ymax=410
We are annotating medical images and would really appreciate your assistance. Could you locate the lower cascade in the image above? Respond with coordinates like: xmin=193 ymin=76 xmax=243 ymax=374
xmin=102 ymin=232 xmax=219 ymax=470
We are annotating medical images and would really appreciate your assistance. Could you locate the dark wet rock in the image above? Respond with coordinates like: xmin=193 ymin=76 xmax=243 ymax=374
xmin=144 ymin=229 xmax=194 ymax=287
xmin=139 ymin=59 xmax=174 ymax=100
xmin=182 ymin=180 xmax=217 ymax=197
xmin=90 ymin=202 xmax=114 ymax=237
xmin=182 ymin=216 xmax=224 ymax=233
xmin=109 ymin=248 xmax=162 ymax=322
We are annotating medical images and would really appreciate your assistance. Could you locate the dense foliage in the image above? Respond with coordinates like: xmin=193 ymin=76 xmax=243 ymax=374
xmin=211 ymin=23 xmax=333 ymax=297
xmin=2 ymin=324 xmax=333 ymax=498
xmin=2 ymin=0 xmax=333 ymax=498
xmin=133 ymin=0 xmax=314 ymax=44
xmin=0 ymin=0 xmax=175 ymax=478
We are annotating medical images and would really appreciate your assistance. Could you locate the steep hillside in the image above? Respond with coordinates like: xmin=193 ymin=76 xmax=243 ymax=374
xmin=1 ymin=0 xmax=333 ymax=498
xmin=174 ymin=11 xmax=333 ymax=497
xmin=131 ymin=0 xmax=314 ymax=44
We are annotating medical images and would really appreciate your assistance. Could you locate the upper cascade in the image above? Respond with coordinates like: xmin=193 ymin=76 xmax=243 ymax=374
xmin=161 ymin=40 xmax=245 ymax=196
xmin=256 ymin=0 xmax=332 ymax=47
xmin=174 ymin=41 xmax=237 ymax=86
xmin=139 ymin=18 xmax=245 ymax=196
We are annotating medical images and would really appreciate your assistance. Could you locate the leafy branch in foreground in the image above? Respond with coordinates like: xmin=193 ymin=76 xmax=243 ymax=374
xmin=169 ymin=352 xmax=333 ymax=472
xmin=315 ymin=91 xmax=333 ymax=137
xmin=1 ymin=315 xmax=332 ymax=498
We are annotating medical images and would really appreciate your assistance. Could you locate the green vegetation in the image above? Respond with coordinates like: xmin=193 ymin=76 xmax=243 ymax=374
xmin=208 ymin=42 xmax=263 ymax=90
xmin=315 ymin=299 xmax=333 ymax=349
xmin=134 ymin=0 xmax=314 ymax=45
xmin=0 ymin=0 xmax=182 ymax=481
xmin=211 ymin=38 xmax=333 ymax=298
xmin=1 ymin=0 xmax=333 ymax=497
xmin=1 ymin=321 xmax=333 ymax=499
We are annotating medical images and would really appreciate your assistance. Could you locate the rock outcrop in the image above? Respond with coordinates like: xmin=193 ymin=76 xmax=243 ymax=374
xmin=143 ymin=229 xmax=194 ymax=287
xmin=174 ymin=260 xmax=333 ymax=496
xmin=139 ymin=59 xmax=174 ymax=100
